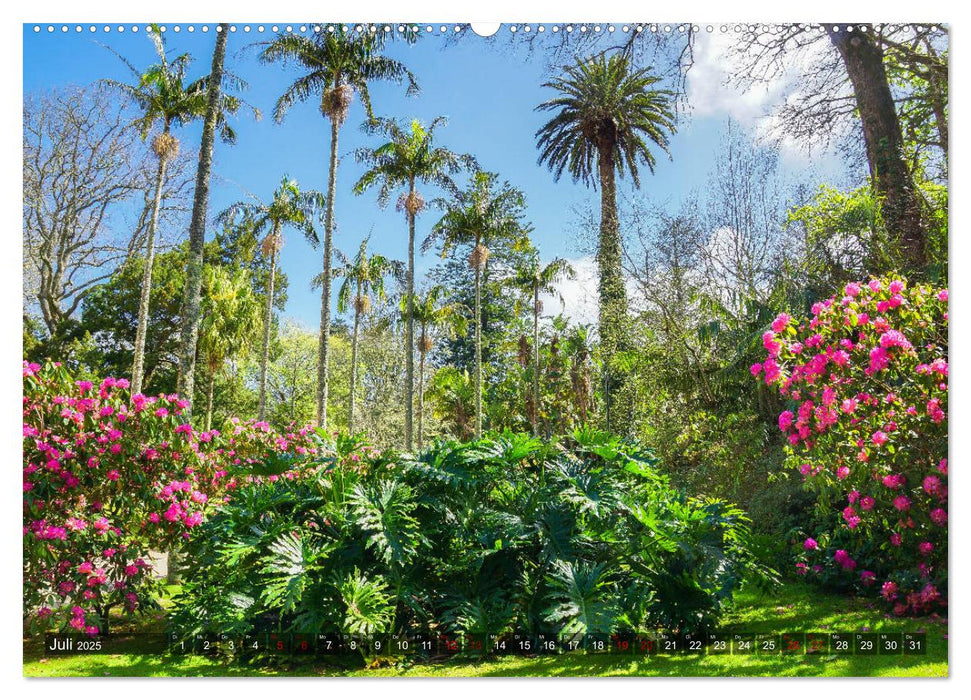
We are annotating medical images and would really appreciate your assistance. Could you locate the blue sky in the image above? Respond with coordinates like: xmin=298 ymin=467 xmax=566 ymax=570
xmin=23 ymin=24 xmax=851 ymax=328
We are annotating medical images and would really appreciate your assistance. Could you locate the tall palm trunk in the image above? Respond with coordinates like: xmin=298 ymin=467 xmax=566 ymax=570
xmin=290 ymin=348 xmax=299 ymax=422
xmin=204 ymin=373 xmax=215 ymax=432
xmin=177 ymin=22 xmax=228 ymax=408
xmin=532 ymin=286 xmax=541 ymax=436
xmin=348 ymin=282 xmax=361 ymax=435
xmin=417 ymin=326 xmax=427 ymax=450
xmin=473 ymin=262 xmax=483 ymax=438
xmin=131 ymin=130 xmax=171 ymax=395
xmin=596 ymin=145 xmax=626 ymax=432
xmin=317 ymin=118 xmax=339 ymax=429
xmin=258 ymin=223 xmax=280 ymax=420
xmin=404 ymin=178 xmax=416 ymax=450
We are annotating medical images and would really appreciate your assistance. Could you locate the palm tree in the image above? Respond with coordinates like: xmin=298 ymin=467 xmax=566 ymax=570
xmin=260 ymin=26 xmax=418 ymax=432
xmin=535 ymin=52 xmax=675 ymax=429
xmin=217 ymin=177 xmax=324 ymax=420
xmin=196 ymin=265 xmax=262 ymax=431
xmin=332 ymin=236 xmax=402 ymax=435
xmin=512 ymin=252 xmax=575 ymax=435
xmin=425 ymin=367 xmax=475 ymax=441
xmin=178 ymin=23 xmax=261 ymax=407
xmin=407 ymin=285 xmax=467 ymax=449
xmin=563 ymin=323 xmax=594 ymax=428
xmin=103 ymin=24 xmax=247 ymax=395
xmin=354 ymin=117 xmax=473 ymax=449
xmin=424 ymin=171 xmax=530 ymax=438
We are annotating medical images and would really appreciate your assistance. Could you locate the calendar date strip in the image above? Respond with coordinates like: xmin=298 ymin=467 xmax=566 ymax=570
xmin=40 ymin=631 xmax=929 ymax=657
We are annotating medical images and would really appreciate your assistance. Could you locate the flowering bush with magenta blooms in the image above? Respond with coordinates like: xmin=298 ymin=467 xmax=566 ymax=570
xmin=22 ymin=360 xmax=321 ymax=635
xmin=752 ymin=275 xmax=947 ymax=614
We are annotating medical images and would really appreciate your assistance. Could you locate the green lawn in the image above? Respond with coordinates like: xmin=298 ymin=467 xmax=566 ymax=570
xmin=23 ymin=582 xmax=947 ymax=678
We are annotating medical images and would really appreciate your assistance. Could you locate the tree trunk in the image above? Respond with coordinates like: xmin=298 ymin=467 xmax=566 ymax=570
xmin=204 ymin=373 xmax=215 ymax=432
xmin=131 ymin=142 xmax=170 ymax=395
xmin=404 ymin=179 xmax=416 ymax=450
xmin=828 ymin=26 xmax=925 ymax=271
xmin=474 ymin=261 xmax=483 ymax=438
xmin=166 ymin=546 xmax=181 ymax=585
xmin=317 ymin=118 xmax=339 ymax=429
xmin=532 ymin=286 xmax=541 ymax=436
xmin=177 ymin=22 xmax=228 ymax=409
xmin=596 ymin=145 xmax=627 ymax=432
xmin=348 ymin=288 xmax=361 ymax=435
xmin=929 ymin=77 xmax=948 ymax=169
xmin=417 ymin=337 xmax=426 ymax=450
xmin=258 ymin=226 xmax=279 ymax=421
xmin=922 ymin=37 xmax=949 ymax=172
xmin=290 ymin=348 xmax=299 ymax=422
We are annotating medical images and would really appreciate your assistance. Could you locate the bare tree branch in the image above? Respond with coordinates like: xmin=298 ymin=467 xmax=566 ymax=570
xmin=23 ymin=85 xmax=193 ymax=335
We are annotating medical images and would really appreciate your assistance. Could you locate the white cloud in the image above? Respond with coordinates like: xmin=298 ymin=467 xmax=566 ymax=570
xmin=687 ymin=30 xmax=840 ymax=163
xmin=538 ymin=255 xmax=640 ymax=329
xmin=539 ymin=255 xmax=599 ymax=326
xmin=687 ymin=30 xmax=787 ymax=126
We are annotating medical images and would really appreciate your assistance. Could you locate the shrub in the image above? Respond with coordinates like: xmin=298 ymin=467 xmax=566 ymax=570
xmin=170 ymin=428 xmax=774 ymax=646
xmin=753 ymin=275 xmax=948 ymax=613
xmin=22 ymin=360 xmax=320 ymax=634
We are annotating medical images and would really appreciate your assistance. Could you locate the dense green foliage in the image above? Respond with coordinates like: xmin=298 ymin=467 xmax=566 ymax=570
xmin=170 ymin=430 xmax=774 ymax=643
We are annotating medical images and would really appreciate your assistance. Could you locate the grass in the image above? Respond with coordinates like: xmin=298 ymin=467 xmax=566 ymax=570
xmin=23 ymin=582 xmax=947 ymax=678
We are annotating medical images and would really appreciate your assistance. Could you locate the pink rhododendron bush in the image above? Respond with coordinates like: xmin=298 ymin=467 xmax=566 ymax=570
xmin=753 ymin=276 xmax=947 ymax=615
xmin=23 ymin=360 xmax=322 ymax=635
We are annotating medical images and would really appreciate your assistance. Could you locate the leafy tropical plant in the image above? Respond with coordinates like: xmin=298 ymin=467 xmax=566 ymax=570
xmin=543 ymin=560 xmax=617 ymax=635
xmin=171 ymin=427 xmax=774 ymax=651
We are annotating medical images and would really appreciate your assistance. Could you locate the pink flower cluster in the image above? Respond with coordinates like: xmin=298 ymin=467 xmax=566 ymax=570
xmin=22 ymin=360 xmax=323 ymax=634
xmin=757 ymin=277 xmax=948 ymax=615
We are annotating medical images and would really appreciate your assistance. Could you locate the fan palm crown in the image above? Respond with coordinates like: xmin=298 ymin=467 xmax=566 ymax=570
xmin=534 ymin=52 xmax=675 ymax=187
xmin=333 ymin=235 xmax=403 ymax=315
xmin=104 ymin=23 xmax=257 ymax=143
xmin=355 ymin=117 xmax=473 ymax=206
xmin=219 ymin=176 xmax=325 ymax=248
xmin=259 ymin=26 xmax=418 ymax=126
xmin=424 ymin=171 xmax=530 ymax=259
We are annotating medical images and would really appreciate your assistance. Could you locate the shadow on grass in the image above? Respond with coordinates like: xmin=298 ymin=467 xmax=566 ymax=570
xmin=421 ymin=652 xmax=945 ymax=678
xmin=24 ymin=653 xmax=343 ymax=678
xmin=24 ymin=649 xmax=946 ymax=679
